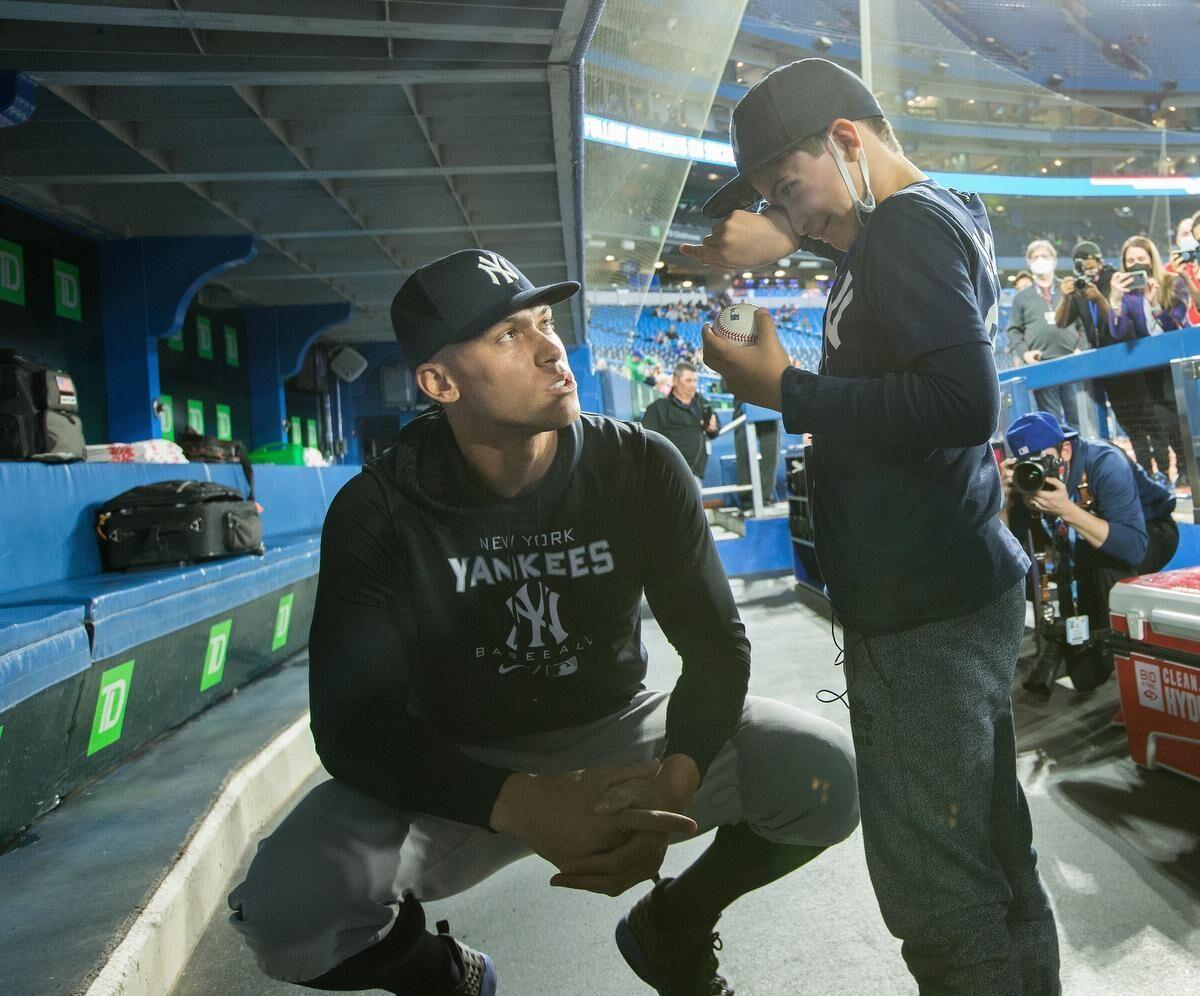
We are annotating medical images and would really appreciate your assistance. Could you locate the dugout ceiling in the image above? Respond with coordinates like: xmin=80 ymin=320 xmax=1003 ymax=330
xmin=0 ymin=0 xmax=594 ymax=345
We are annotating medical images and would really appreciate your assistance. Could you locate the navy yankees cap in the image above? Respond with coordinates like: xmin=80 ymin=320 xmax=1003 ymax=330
xmin=391 ymin=249 xmax=580 ymax=367
xmin=703 ymin=59 xmax=883 ymax=219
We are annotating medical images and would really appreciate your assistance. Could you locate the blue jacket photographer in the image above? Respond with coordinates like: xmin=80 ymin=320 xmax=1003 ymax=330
xmin=1002 ymin=411 xmax=1179 ymax=692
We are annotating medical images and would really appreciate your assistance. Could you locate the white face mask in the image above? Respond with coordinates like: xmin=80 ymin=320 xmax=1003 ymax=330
xmin=1179 ymin=234 xmax=1199 ymax=252
xmin=826 ymin=132 xmax=875 ymax=226
xmin=1029 ymin=257 xmax=1056 ymax=277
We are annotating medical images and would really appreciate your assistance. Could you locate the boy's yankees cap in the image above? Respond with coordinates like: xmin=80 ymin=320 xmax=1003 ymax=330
xmin=703 ymin=58 xmax=883 ymax=220
xmin=391 ymin=249 xmax=580 ymax=366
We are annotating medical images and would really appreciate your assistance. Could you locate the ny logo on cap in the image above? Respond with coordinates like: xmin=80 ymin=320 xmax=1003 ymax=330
xmin=477 ymin=251 xmax=521 ymax=287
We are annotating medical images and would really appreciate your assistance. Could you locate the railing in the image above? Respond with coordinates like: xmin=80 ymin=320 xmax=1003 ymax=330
xmin=998 ymin=326 xmax=1200 ymax=523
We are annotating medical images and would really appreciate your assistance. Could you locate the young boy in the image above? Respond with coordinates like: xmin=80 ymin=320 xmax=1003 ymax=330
xmin=687 ymin=59 xmax=1062 ymax=995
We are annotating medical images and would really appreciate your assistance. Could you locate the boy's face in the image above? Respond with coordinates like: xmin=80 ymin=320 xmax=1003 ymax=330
xmin=750 ymin=128 xmax=861 ymax=252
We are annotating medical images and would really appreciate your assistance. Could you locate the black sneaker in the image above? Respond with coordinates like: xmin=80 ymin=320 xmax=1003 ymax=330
xmin=615 ymin=878 xmax=734 ymax=995
xmin=437 ymin=920 xmax=497 ymax=996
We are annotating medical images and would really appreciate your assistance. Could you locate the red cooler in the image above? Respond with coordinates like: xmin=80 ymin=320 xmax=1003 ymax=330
xmin=1109 ymin=567 xmax=1200 ymax=783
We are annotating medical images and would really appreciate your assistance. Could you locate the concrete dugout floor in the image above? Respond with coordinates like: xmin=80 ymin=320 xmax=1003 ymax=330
xmin=168 ymin=576 xmax=1200 ymax=995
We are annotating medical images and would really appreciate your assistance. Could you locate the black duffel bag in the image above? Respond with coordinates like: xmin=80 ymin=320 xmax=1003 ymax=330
xmin=0 ymin=349 xmax=86 ymax=462
xmin=96 ymin=479 xmax=265 ymax=570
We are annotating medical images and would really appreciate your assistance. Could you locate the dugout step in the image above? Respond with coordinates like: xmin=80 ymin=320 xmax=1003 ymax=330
xmin=0 ymin=652 xmax=311 ymax=996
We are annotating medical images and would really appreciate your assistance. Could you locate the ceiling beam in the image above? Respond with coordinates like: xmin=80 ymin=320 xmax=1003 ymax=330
xmin=13 ymin=58 xmax=547 ymax=87
xmin=264 ymin=221 xmax=567 ymax=240
xmin=15 ymin=164 xmax=559 ymax=185
xmin=0 ymin=2 xmax=556 ymax=45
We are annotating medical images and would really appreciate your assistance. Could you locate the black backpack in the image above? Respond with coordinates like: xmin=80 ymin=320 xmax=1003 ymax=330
xmin=0 ymin=349 xmax=86 ymax=462
xmin=96 ymin=478 xmax=264 ymax=571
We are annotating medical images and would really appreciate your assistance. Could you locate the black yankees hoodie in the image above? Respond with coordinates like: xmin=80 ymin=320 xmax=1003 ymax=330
xmin=308 ymin=410 xmax=751 ymax=828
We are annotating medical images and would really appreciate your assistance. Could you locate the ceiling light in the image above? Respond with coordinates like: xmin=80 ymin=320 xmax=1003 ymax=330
xmin=604 ymin=254 xmax=616 ymax=261
xmin=1053 ymin=159 xmax=1062 ymax=167
xmin=1040 ymin=167 xmax=1048 ymax=174
xmin=814 ymin=274 xmax=830 ymax=282
xmin=1007 ymin=274 xmax=1016 ymax=282
xmin=736 ymin=61 xmax=744 ymax=68
xmin=967 ymin=98 xmax=976 ymax=105
xmin=681 ymin=280 xmax=693 ymax=288
xmin=742 ymin=271 xmax=753 ymax=279
xmin=707 ymin=172 xmax=719 ymax=181
xmin=737 ymin=78 xmax=744 ymax=84
xmin=1168 ymin=105 xmax=1177 ymax=112
xmin=774 ymin=270 xmax=786 ymax=277
xmin=654 ymin=261 xmax=665 ymax=269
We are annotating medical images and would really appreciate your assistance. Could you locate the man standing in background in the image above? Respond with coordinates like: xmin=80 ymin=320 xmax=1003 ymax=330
xmin=642 ymin=360 xmax=720 ymax=492
xmin=1005 ymin=239 xmax=1085 ymax=425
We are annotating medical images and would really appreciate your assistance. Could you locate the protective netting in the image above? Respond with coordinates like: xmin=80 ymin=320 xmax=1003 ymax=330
xmin=582 ymin=0 xmax=749 ymax=349
xmin=861 ymin=0 xmax=1198 ymax=491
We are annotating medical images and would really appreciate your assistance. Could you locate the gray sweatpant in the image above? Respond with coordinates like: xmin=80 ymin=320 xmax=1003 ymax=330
xmin=843 ymin=580 xmax=1061 ymax=995
xmin=228 ymin=691 xmax=858 ymax=984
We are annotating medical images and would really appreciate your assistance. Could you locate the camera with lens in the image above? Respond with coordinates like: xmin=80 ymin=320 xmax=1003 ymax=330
xmin=1012 ymin=454 xmax=1063 ymax=496
xmin=1072 ymin=259 xmax=1115 ymax=295
xmin=1174 ymin=247 xmax=1200 ymax=265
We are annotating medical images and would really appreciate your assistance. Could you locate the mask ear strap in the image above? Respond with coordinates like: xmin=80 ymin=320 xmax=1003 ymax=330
xmin=827 ymin=130 xmax=876 ymax=224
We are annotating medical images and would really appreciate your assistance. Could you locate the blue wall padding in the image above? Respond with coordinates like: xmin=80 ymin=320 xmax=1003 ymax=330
xmin=0 ymin=622 xmax=90 ymax=713
xmin=0 ymin=462 xmax=216 ymax=597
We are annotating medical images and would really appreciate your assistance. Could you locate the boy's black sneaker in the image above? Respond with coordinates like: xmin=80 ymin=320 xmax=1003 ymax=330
xmin=615 ymin=878 xmax=734 ymax=995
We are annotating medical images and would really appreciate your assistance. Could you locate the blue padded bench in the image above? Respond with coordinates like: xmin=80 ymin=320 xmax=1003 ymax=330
xmin=0 ymin=604 xmax=90 ymax=715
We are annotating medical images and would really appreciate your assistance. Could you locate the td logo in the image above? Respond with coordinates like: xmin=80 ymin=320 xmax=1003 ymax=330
xmin=87 ymin=660 xmax=135 ymax=756
xmin=0 ymin=239 xmax=25 ymax=306
xmin=200 ymin=619 xmax=233 ymax=692
xmin=271 ymin=593 xmax=295 ymax=651
xmin=53 ymin=259 xmax=82 ymax=321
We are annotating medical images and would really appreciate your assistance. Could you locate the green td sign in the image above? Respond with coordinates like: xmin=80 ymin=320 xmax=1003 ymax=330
xmin=187 ymin=399 xmax=205 ymax=434
xmin=197 ymin=316 xmax=213 ymax=359
xmin=224 ymin=325 xmax=240 ymax=366
xmin=200 ymin=619 xmax=233 ymax=692
xmin=87 ymin=660 xmax=135 ymax=756
xmin=0 ymin=239 xmax=25 ymax=306
xmin=216 ymin=403 xmax=232 ymax=442
xmin=271 ymin=593 xmax=295 ymax=651
xmin=159 ymin=394 xmax=174 ymax=441
xmin=53 ymin=259 xmax=82 ymax=321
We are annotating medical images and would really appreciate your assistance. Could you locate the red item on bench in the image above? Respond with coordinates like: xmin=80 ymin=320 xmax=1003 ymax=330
xmin=1109 ymin=567 xmax=1200 ymax=783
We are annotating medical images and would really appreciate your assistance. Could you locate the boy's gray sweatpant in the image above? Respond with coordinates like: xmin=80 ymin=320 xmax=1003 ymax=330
xmin=227 ymin=691 xmax=858 ymax=984
xmin=844 ymin=580 xmax=1061 ymax=996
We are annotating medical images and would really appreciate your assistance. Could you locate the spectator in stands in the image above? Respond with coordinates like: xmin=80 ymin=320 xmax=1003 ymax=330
xmin=229 ymin=249 xmax=858 ymax=996
xmin=1013 ymin=270 xmax=1033 ymax=292
xmin=642 ymin=360 xmax=720 ymax=492
xmin=1111 ymin=236 xmax=1189 ymax=489
xmin=1167 ymin=208 xmax=1200 ymax=327
xmin=1002 ymin=412 xmax=1178 ymax=694
xmin=1006 ymin=238 xmax=1085 ymax=424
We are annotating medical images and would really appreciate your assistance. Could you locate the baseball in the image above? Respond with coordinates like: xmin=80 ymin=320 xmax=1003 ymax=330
xmin=713 ymin=303 xmax=760 ymax=347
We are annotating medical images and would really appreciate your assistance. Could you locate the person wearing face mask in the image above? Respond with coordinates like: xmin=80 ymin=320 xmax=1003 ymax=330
xmin=1166 ymin=210 xmax=1200 ymax=327
xmin=1005 ymin=239 xmax=1085 ymax=425
xmin=680 ymin=58 xmax=1060 ymax=996
xmin=1111 ymin=236 xmax=1191 ymax=491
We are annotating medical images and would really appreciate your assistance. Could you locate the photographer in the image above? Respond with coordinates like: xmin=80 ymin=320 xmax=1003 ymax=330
xmin=1055 ymin=240 xmax=1114 ymax=349
xmin=1005 ymin=239 xmax=1085 ymax=424
xmin=1002 ymin=412 xmax=1178 ymax=694
xmin=1111 ymin=236 xmax=1189 ymax=489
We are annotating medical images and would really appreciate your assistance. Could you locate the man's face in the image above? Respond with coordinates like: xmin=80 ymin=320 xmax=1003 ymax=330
xmin=1027 ymin=246 xmax=1056 ymax=269
xmin=1078 ymin=255 xmax=1102 ymax=277
xmin=427 ymin=304 xmax=578 ymax=433
xmin=751 ymin=128 xmax=861 ymax=252
xmin=674 ymin=370 xmax=698 ymax=401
